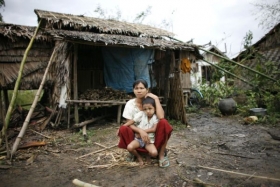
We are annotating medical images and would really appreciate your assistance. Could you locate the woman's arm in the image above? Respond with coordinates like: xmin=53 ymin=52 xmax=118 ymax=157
xmin=129 ymin=124 xmax=149 ymax=143
xmin=146 ymin=93 xmax=164 ymax=119
xmin=144 ymin=123 xmax=158 ymax=133
xmin=122 ymin=119 xmax=135 ymax=126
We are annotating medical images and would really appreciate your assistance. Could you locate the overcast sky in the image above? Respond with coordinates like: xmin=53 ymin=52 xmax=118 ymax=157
xmin=1 ymin=0 xmax=273 ymax=57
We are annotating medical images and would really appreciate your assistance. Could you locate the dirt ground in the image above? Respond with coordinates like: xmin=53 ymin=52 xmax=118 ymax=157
xmin=1 ymin=108 xmax=280 ymax=187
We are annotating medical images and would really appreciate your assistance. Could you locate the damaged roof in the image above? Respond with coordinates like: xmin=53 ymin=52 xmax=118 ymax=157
xmin=34 ymin=9 xmax=201 ymax=54
xmin=34 ymin=9 xmax=174 ymax=38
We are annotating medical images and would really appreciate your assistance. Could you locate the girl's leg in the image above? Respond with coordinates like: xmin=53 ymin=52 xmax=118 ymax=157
xmin=127 ymin=140 xmax=144 ymax=165
xmin=154 ymin=119 xmax=173 ymax=160
xmin=145 ymin=143 xmax=158 ymax=164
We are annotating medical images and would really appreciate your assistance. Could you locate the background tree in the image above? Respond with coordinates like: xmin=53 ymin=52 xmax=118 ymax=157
xmin=0 ymin=0 xmax=5 ymax=22
xmin=252 ymin=0 xmax=280 ymax=30
xmin=93 ymin=5 xmax=173 ymax=31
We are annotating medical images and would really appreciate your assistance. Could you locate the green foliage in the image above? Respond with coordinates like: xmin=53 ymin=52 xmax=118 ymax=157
xmin=243 ymin=30 xmax=253 ymax=49
xmin=0 ymin=0 xmax=5 ymax=22
xmin=199 ymin=81 xmax=236 ymax=108
xmin=168 ymin=119 xmax=186 ymax=131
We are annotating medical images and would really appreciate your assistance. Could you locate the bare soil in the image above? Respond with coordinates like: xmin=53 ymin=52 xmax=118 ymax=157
xmin=1 ymin=108 xmax=280 ymax=187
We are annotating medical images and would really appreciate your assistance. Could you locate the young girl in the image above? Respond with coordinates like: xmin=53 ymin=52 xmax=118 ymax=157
xmin=126 ymin=97 xmax=158 ymax=165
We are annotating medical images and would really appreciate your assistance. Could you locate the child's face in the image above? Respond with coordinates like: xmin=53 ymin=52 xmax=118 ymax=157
xmin=143 ymin=103 xmax=155 ymax=118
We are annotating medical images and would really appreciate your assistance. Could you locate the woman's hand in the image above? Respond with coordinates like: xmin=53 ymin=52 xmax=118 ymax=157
xmin=139 ymin=129 xmax=150 ymax=144
xmin=146 ymin=92 xmax=158 ymax=100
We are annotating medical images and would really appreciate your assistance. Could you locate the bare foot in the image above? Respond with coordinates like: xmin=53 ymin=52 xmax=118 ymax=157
xmin=145 ymin=156 xmax=152 ymax=165
xmin=136 ymin=156 xmax=144 ymax=166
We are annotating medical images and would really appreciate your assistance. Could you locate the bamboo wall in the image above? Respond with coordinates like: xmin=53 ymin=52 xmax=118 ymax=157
xmin=0 ymin=36 xmax=54 ymax=89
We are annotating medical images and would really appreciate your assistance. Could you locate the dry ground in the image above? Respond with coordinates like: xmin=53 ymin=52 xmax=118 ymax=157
xmin=1 ymin=108 xmax=280 ymax=187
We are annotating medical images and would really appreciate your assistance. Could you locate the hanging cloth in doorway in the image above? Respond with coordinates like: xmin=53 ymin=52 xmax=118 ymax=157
xmin=102 ymin=47 xmax=154 ymax=93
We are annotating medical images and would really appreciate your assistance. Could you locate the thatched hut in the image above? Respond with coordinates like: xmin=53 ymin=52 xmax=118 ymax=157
xmin=1 ymin=9 xmax=202 ymax=126
xmin=0 ymin=23 xmax=54 ymax=125
xmin=233 ymin=22 xmax=280 ymax=90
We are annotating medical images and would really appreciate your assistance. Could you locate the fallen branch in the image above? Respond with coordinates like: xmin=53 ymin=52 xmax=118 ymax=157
xmin=72 ymin=115 xmax=108 ymax=129
xmin=29 ymin=129 xmax=51 ymax=139
xmin=94 ymin=142 xmax=118 ymax=154
xmin=110 ymin=153 xmax=116 ymax=162
xmin=72 ymin=179 xmax=101 ymax=187
xmin=198 ymin=165 xmax=280 ymax=182
xmin=88 ymin=164 xmax=112 ymax=169
xmin=212 ymin=152 xmax=256 ymax=159
xmin=18 ymin=141 xmax=46 ymax=149
xmin=77 ymin=144 xmax=117 ymax=159
xmin=40 ymin=105 xmax=58 ymax=131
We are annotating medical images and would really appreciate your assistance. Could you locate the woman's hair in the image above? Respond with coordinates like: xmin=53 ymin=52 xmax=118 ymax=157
xmin=133 ymin=79 xmax=148 ymax=89
xmin=142 ymin=96 xmax=156 ymax=108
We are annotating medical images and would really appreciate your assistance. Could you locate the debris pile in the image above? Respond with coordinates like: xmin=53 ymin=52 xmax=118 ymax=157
xmin=79 ymin=87 xmax=131 ymax=101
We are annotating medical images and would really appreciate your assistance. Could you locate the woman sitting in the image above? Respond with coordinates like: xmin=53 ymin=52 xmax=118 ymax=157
xmin=118 ymin=79 xmax=173 ymax=167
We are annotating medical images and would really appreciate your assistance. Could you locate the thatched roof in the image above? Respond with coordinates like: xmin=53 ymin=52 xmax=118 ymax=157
xmin=35 ymin=9 xmax=202 ymax=56
xmin=45 ymin=29 xmax=198 ymax=51
xmin=35 ymin=9 xmax=174 ymax=38
xmin=0 ymin=23 xmax=52 ymax=42
xmin=0 ymin=23 xmax=54 ymax=89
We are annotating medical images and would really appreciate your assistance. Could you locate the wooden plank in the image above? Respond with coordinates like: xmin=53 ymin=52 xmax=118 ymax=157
xmin=66 ymin=100 xmax=127 ymax=104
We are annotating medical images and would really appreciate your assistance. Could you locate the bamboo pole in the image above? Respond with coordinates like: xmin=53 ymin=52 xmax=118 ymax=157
xmin=199 ymin=47 xmax=277 ymax=82
xmin=0 ymin=20 xmax=42 ymax=146
xmin=10 ymin=43 xmax=57 ymax=156
xmin=168 ymin=36 xmax=277 ymax=83
xmin=72 ymin=179 xmax=101 ymax=187
xmin=198 ymin=165 xmax=280 ymax=182
xmin=77 ymin=144 xmax=117 ymax=159
xmin=202 ymin=59 xmax=257 ymax=88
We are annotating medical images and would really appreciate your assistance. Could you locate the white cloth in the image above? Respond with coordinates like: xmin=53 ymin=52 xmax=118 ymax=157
xmin=122 ymin=99 xmax=140 ymax=120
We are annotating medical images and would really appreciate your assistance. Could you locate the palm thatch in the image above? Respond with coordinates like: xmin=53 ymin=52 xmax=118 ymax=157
xmin=34 ymin=9 xmax=174 ymax=38
xmin=0 ymin=23 xmax=51 ymax=43
xmin=46 ymin=29 xmax=198 ymax=51
xmin=0 ymin=23 xmax=54 ymax=89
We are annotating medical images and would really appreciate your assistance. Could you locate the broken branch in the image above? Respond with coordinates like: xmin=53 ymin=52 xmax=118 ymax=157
xmin=198 ymin=165 xmax=280 ymax=182
xmin=72 ymin=115 xmax=108 ymax=129
xmin=72 ymin=179 xmax=101 ymax=187
xmin=77 ymin=144 xmax=117 ymax=159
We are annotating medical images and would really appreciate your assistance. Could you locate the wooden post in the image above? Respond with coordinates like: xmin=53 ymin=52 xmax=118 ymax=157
xmin=67 ymin=105 xmax=70 ymax=129
xmin=73 ymin=44 xmax=79 ymax=124
xmin=117 ymin=105 xmax=122 ymax=124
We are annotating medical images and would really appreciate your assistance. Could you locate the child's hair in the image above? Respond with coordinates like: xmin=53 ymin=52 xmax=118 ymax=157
xmin=142 ymin=96 xmax=156 ymax=108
